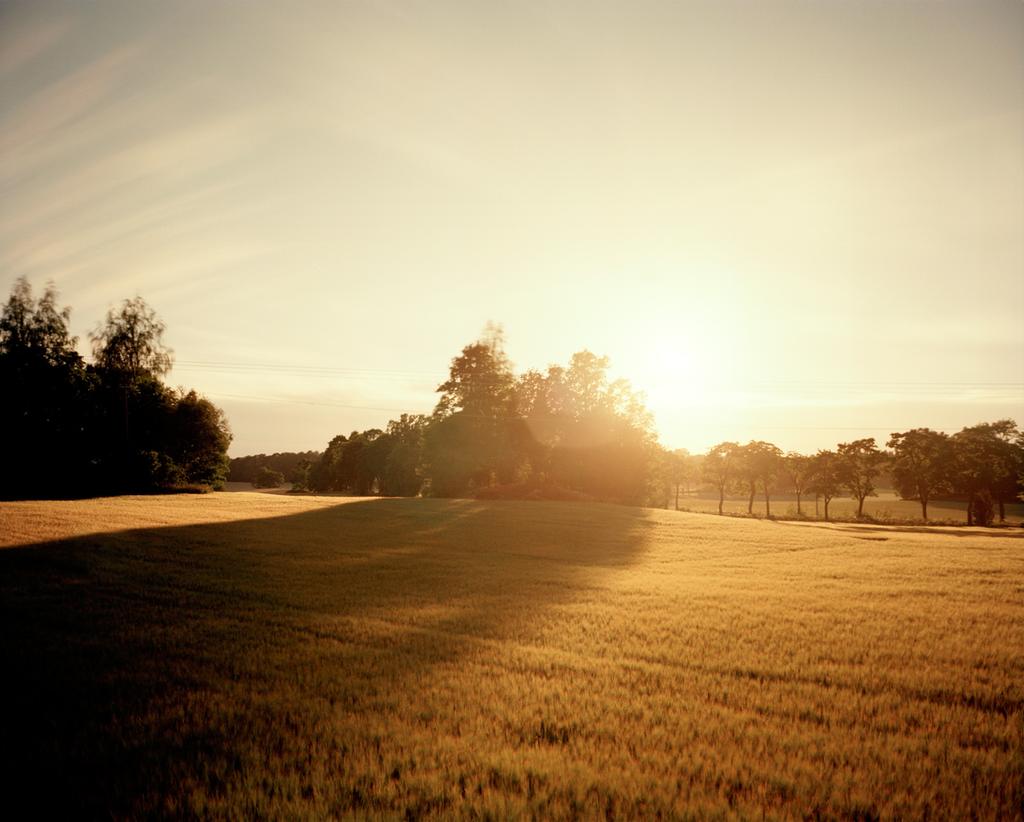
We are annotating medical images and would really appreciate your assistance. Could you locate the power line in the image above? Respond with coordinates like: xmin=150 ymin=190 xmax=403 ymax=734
xmin=204 ymin=391 xmax=421 ymax=415
xmin=172 ymin=358 xmax=1024 ymax=391
xmin=181 ymin=357 xmax=1021 ymax=436
xmin=203 ymin=390 xmax=1005 ymax=434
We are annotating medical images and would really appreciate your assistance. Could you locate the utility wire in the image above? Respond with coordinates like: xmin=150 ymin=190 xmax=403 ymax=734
xmin=172 ymin=359 xmax=1024 ymax=392
xmin=202 ymin=391 xmax=1003 ymax=434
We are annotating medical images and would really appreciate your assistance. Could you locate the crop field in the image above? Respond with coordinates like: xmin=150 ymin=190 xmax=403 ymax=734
xmin=1 ymin=494 xmax=1021 ymax=819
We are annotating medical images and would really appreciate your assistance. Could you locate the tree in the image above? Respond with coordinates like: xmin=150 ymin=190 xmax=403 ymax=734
xmin=992 ymin=430 xmax=1024 ymax=522
xmin=743 ymin=441 xmax=783 ymax=517
xmin=325 ymin=430 xmax=385 ymax=494
xmin=886 ymin=428 xmax=953 ymax=521
xmin=90 ymin=296 xmax=173 ymax=381
xmin=169 ymin=390 xmax=232 ymax=487
xmin=309 ymin=434 xmax=348 ymax=492
xmin=0 ymin=277 xmax=82 ymax=370
xmin=983 ymin=420 xmax=1023 ymax=522
xmin=289 ymin=459 xmax=312 ymax=492
xmin=512 ymin=367 xmax=559 ymax=480
xmin=424 ymin=329 xmax=659 ymax=503
xmin=228 ymin=451 xmax=320 ymax=484
xmin=783 ymin=452 xmax=813 ymax=516
xmin=703 ymin=442 xmax=741 ymax=515
xmin=379 ymin=414 xmax=428 ymax=496
xmin=89 ymin=297 xmax=176 ymax=487
xmin=0 ymin=278 xmax=89 ymax=496
xmin=669 ymin=449 xmax=692 ymax=510
xmin=434 ymin=323 xmax=514 ymax=419
xmin=736 ymin=444 xmax=759 ymax=515
xmin=952 ymin=420 xmax=1021 ymax=526
xmin=254 ymin=466 xmax=285 ymax=488
xmin=0 ymin=280 xmax=230 ymax=497
xmin=545 ymin=352 xmax=656 ymax=504
xmin=423 ymin=414 xmax=493 ymax=496
xmin=427 ymin=327 xmax=520 ymax=494
xmin=837 ymin=438 xmax=885 ymax=518
xmin=809 ymin=450 xmax=843 ymax=521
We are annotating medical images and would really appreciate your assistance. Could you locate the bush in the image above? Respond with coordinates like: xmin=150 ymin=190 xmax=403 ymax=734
xmin=253 ymin=466 xmax=285 ymax=488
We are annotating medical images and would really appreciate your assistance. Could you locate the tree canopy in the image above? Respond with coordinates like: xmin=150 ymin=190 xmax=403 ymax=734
xmin=886 ymin=429 xmax=953 ymax=521
xmin=90 ymin=296 xmax=173 ymax=381
xmin=0 ymin=280 xmax=230 ymax=497
xmin=7 ymin=277 xmax=1018 ymax=522
xmin=308 ymin=328 xmax=659 ymax=504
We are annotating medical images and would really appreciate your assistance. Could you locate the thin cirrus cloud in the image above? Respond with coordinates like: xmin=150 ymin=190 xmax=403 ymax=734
xmin=0 ymin=14 xmax=71 ymax=76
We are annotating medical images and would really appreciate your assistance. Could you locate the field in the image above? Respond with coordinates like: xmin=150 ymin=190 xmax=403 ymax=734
xmin=1 ymin=494 xmax=1021 ymax=819
xmin=676 ymin=491 xmax=1024 ymax=525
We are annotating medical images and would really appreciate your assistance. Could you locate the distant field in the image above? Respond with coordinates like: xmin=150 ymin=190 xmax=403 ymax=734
xmin=677 ymin=491 xmax=1024 ymax=524
xmin=1 ymin=494 xmax=1021 ymax=819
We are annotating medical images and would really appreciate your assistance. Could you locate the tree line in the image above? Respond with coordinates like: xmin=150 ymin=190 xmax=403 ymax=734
xmin=305 ymin=325 xmax=660 ymax=504
xmin=683 ymin=421 xmax=1022 ymax=526
xmin=228 ymin=451 xmax=320 ymax=487
xmin=0 ymin=278 xmax=231 ymax=498
xmin=300 ymin=326 xmax=1021 ymax=525
xmin=6 ymin=274 xmax=1019 ymax=523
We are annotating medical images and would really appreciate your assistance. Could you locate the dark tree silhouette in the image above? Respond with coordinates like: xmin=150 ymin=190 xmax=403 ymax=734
xmin=90 ymin=296 xmax=173 ymax=381
xmin=837 ymin=438 xmax=885 ymax=518
xmin=809 ymin=450 xmax=843 ymax=521
xmin=886 ymin=428 xmax=953 ymax=521
xmin=229 ymin=451 xmax=320 ymax=484
xmin=169 ymin=390 xmax=232 ymax=487
xmin=426 ymin=327 xmax=520 ymax=495
xmin=0 ymin=279 xmax=230 ymax=497
xmin=702 ymin=442 xmax=741 ymax=515
xmin=254 ymin=466 xmax=285 ymax=488
xmin=311 ymin=329 xmax=658 ymax=505
xmin=953 ymin=421 xmax=1022 ymax=526
xmin=783 ymin=452 xmax=814 ymax=516
xmin=378 ymin=414 xmax=429 ymax=496
xmin=0 ymin=278 xmax=89 ymax=496
xmin=744 ymin=441 xmax=783 ymax=516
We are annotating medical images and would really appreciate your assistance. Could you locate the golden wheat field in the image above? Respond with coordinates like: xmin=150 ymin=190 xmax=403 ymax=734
xmin=1 ymin=493 xmax=1021 ymax=820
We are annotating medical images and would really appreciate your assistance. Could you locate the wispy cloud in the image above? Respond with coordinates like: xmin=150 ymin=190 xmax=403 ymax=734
xmin=0 ymin=14 xmax=71 ymax=76
xmin=0 ymin=45 xmax=141 ymax=160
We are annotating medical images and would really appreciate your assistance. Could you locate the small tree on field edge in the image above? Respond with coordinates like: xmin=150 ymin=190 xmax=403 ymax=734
xmin=254 ymin=466 xmax=285 ymax=488
xmin=837 ymin=438 xmax=885 ymax=518
xmin=809 ymin=450 xmax=843 ymax=521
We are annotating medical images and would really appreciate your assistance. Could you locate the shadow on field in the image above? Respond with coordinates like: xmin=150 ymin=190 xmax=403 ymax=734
xmin=772 ymin=519 xmax=1023 ymax=539
xmin=0 ymin=497 xmax=654 ymax=817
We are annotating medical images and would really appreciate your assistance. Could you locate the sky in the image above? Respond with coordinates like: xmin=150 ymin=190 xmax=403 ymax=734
xmin=1 ymin=0 xmax=1022 ymax=457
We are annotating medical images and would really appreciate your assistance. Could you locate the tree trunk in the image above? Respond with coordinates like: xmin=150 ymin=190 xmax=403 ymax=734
xmin=718 ymin=487 xmax=724 ymax=515
xmin=857 ymin=495 xmax=865 ymax=518
xmin=815 ymin=494 xmax=819 ymax=518
xmin=764 ymin=488 xmax=771 ymax=517
xmin=824 ymin=498 xmax=830 ymax=521
xmin=747 ymin=482 xmax=755 ymax=515
xmin=675 ymin=483 xmax=679 ymax=511
xmin=920 ymin=497 xmax=928 ymax=521
xmin=998 ymin=498 xmax=1005 ymax=522
xmin=796 ymin=490 xmax=802 ymax=516
xmin=123 ymin=385 xmax=130 ymax=446
xmin=966 ymin=493 xmax=973 ymax=526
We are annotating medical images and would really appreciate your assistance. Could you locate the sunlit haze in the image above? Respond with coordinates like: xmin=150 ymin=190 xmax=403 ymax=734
xmin=2 ymin=0 xmax=1021 ymax=456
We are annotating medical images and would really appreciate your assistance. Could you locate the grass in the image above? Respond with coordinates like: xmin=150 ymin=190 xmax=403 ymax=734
xmin=1 ymin=494 xmax=1022 ymax=819
xmin=676 ymin=491 xmax=1024 ymax=525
